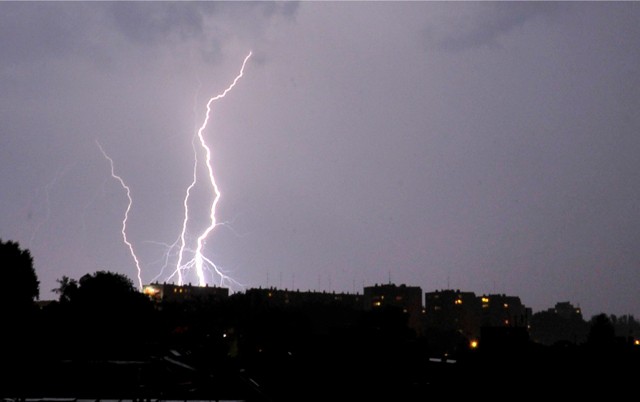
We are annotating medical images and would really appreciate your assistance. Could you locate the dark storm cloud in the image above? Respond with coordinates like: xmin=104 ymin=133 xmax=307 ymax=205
xmin=105 ymin=1 xmax=298 ymax=62
xmin=424 ymin=2 xmax=561 ymax=51
xmin=0 ymin=2 xmax=299 ymax=68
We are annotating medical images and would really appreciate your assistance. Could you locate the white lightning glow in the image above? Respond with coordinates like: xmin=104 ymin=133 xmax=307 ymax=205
xmin=96 ymin=140 xmax=144 ymax=290
xmin=174 ymin=51 xmax=252 ymax=287
xmin=94 ymin=52 xmax=251 ymax=291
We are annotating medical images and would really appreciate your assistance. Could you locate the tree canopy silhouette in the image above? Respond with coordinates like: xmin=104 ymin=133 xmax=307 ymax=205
xmin=52 ymin=275 xmax=79 ymax=304
xmin=0 ymin=239 xmax=39 ymax=311
xmin=587 ymin=313 xmax=616 ymax=349
xmin=60 ymin=270 xmax=153 ymax=320
xmin=0 ymin=239 xmax=41 ymax=370
xmin=53 ymin=270 xmax=157 ymax=359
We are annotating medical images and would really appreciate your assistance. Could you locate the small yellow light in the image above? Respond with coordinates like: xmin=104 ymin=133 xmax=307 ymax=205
xmin=470 ymin=340 xmax=478 ymax=349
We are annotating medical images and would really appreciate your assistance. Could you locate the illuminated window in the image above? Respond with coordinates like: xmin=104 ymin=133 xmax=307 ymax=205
xmin=481 ymin=297 xmax=489 ymax=303
xmin=470 ymin=340 xmax=478 ymax=349
xmin=373 ymin=301 xmax=382 ymax=307
xmin=455 ymin=299 xmax=462 ymax=305
xmin=503 ymin=303 xmax=508 ymax=308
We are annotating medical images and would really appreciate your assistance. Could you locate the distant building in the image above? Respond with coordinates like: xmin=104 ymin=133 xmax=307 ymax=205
xmin=530 ymin=301 xmax=588 ymax=346
xmin=242 ymin=287 xmax=363 ymax=310
xmin=142 ymin=282 xmax=229 ymax=305
xmin=424 ymin=289 xmax=482 ymax=340
xmin=363 ymin=283 xmax=423 ymax=333
xmin=479 ymin=293 xmax=531 ymax=328
xmin=551 ymin=301 xmax=583 ymax=320
xmin=234 ymin=287 xmax=364 ymax=338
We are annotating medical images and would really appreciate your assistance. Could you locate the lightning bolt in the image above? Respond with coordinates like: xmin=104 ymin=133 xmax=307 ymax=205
xmin=192 ymin=51 xmax=252 ymax=286
xmin=174 ymin=51 xmax=252 ymax=287
xmin=93 ymin=52 xmax=251 ymax=291
xmin=96 ymin=140 xmax=144 ymax=290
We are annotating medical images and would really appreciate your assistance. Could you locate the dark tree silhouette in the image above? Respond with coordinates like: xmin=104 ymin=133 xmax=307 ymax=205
xmin=587 ymin=313 xmax=616 ymax=348
xmin=0 ymin=239 xmax=41 ymax=391
xmin=52 ymin=275 xmax=78 ymax=303
xmin=0 ymin=239 xmax=39 ymax=311
xmin=57 ymin=270 xmax=157 ymax=360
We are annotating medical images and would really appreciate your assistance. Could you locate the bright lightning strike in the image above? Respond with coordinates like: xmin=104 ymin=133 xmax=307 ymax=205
xmin=96 ymin=140 xmax=144 ymax=290
xmin=94 ymin=52 xmax=251 ymax=291
xmin=174 ymin=51 xmax=252 ymax=287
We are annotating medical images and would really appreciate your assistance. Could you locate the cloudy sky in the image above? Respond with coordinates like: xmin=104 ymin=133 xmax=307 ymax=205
xmin=2 ymin=2 xmax=639 ymax=319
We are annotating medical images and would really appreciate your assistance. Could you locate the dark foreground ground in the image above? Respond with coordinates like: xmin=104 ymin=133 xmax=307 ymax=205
xmin=3 ymin=340 xmax=638 ymax=401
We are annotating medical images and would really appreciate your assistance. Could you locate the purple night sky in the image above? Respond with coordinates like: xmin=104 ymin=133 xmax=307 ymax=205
xmin=2 ymin=2 xmax=640 ymax=320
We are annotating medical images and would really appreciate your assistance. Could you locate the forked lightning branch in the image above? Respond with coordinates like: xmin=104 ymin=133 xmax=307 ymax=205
xmin=98 ymin=52 xmax=252 ymax=291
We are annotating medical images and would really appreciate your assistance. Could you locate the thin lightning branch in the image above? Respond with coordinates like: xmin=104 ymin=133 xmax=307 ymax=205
xmin=173 ymin=139 xmax=199 ymax=285
xmin=143 ymin=238 xmax=181 ymax=283
xmin=29 ymin=166 xmax=67 ymax=248
xmin=96 ymin=140 xmax=144 ymax=290
xmin=170 ymin=87 xmax=204 ymax=286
